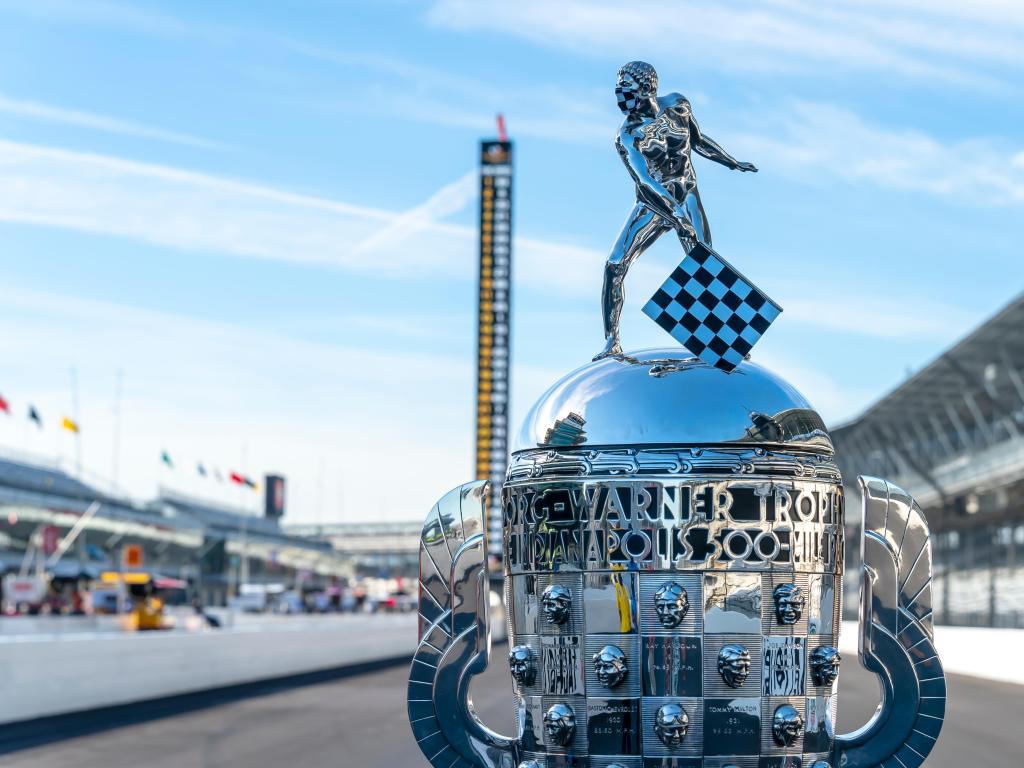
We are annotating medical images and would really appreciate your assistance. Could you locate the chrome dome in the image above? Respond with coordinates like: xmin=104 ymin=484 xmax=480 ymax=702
xmin=513 ymin=349 xmax=832 ymax=454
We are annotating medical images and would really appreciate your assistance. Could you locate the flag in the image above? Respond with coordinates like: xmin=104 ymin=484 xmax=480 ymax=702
xmin=0 ymin=394 xmax=9 ymax=414
xmin=161 ymin=450 xmax=173 ymax=468
xmin=62 ymin=416 xmax=79 ymax=434
xmin=229 ymin=471 xmax=245 ymax=485
xmin=28 ymin=406 xmax=42 ymax=428
xmin=197 ymin=462 xmax=207 ymax=477
xmin=244 ymin=477 xmax=257 ymax=490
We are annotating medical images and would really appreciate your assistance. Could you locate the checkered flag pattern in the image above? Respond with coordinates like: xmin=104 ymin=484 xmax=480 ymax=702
xmin=642 ymin=243 xmax=781 ymax=372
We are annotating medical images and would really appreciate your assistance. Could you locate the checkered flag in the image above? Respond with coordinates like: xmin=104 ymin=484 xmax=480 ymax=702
xmin=642 ymin=243 xmax=780 ymax=372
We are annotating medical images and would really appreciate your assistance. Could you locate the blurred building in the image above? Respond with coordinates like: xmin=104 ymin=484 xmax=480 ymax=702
xmin=833 ymin=292 xmax=1024 ymax=627
xmin=285 ymin=521 xmax=421 ymax=578
xmin=0 ymin=456 xmax=350 ymax=608
xmin=155 ymin=489 xmax=351 ymax=606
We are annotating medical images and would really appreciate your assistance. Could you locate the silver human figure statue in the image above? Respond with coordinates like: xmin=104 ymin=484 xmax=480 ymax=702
xmin=596 ymin=60 xmax=757 ymax=360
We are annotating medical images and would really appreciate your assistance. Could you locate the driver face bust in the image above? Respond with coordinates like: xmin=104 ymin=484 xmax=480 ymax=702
xmin=508 ymin=645 xmax=536 ymax=686
xmin=540 ymin=584 xmax=572 ymax=625
xmin=654 ymin=703 xmax=690 ymax=747
xmin=773 ymin=583 xmax=806 ymax=625
xmin=543 ymin=703 xmax=576 ymax=746
xmin=654 ymin=581 xmax=690 ymax=628
xmin=810 ymin=645 xmax=841 ymax=686
xmin=592 ymin=644 xmax=628 ymax=688
xmin=772 ymin=704 xmax=804 ymax=747
xmin=717 ymin=643 xmax=752 ymax=688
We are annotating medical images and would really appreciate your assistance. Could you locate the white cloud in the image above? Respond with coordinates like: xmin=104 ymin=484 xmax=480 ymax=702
xmin=350 ymin=170 xmax=475 ymax=258
xmin=289 ymin=41 xmax=615 ymax=147
xmin=0 ymin=123 xmax=1009 ymax=330
xmin=0 ymin=0 xmax=191 ymax=37
xmin=426 ymin=0 xmax=1024 ymax=89
xmin=0 ymin=138 xmax=470 ymax=278
xmin=0 ymin=94 xmax=220 ymax=149
xmin=0 ymin=137 xmax=612 ymax=292
xmin=731 ymin=101 xmax=1024 ymax=205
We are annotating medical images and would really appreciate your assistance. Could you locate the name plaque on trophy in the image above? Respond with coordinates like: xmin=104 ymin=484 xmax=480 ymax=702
xmin=703 ymin=697 xmax=761 ymax=755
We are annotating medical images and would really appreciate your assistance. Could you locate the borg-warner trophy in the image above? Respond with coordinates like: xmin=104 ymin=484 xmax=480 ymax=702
xmin=408 ymin=62 xmax=946 ymax=768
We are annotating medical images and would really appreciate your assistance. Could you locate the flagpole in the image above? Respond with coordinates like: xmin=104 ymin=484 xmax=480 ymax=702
xmin=316 ymin=458 xmax=325 ymax=528
xmin=239 ymin=441 xmax=249 ymax=591
xmin=70 ymin=366 xmax=81 ymax=479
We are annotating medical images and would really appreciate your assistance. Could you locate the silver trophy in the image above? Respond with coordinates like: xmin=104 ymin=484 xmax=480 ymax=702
xmin=408 ymin=62 xmax=945 ymax=768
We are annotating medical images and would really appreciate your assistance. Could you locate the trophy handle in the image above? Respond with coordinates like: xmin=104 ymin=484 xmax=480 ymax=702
xmin=407 ymin=481 xmax=517 ymax=768
xmin=834 ymin=476 xmax=946 ymax=768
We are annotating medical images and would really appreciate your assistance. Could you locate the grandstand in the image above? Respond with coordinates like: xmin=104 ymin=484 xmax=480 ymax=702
xmin=832 ymin=291 xmax=1024 ymax=627
xmin=0 ymin=455 xmax=350 ymax=608
xmin=285 ymin=521 xmax=420 ymax=578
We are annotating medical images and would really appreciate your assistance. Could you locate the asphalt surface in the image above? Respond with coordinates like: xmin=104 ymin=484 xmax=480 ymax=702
xmin=3 ymin=648 xmax=1020 ymax=768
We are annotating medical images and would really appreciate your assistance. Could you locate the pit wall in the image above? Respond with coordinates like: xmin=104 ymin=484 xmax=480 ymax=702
xmin=0 ymin=613 xmax=416 ymax=725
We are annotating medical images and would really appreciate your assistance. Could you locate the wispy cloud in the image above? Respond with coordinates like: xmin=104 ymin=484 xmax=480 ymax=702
xmin=0 ymin=139 xmax=469 ymax=277
xmin=0 ymin=137 xmax=610 ymax=291
xmin=0 ymin=117 xmax=1017 ymax=320
xmin=289 ymin=41 xmax=615 ymax=146
xmin=732 ymin=101 xmax=1024 ymax=205
xmin=350 ymin=170 xmax=476 ymax=258
xmin=426 ymin=0 xmax=1024 ymax=90
xmin=0 ymin=0 xmax=207 ymax=39
xmin=0 ymin=94 xmax=220 ymax=149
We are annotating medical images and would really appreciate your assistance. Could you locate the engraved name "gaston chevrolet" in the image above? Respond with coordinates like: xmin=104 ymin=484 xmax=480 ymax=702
xmin=502 ymin=479 xmax=842 ymax=570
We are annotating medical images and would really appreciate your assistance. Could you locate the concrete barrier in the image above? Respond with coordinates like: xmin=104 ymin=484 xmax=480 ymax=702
xmin=839 ymin=620 xmax=1024 ymax=686
xmin=0 ymin=613 xmax=417 ymax=725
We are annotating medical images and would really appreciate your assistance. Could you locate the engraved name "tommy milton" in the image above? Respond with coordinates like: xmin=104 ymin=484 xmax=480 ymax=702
xmin=502 ymin=479 xmax=842 ymax=571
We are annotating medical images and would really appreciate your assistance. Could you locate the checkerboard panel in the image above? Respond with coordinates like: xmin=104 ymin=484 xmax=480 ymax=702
xmin=511 ymin=568 xmax=840 ymax=765
xmin=642 ymin=243 xmax=780 ymax=372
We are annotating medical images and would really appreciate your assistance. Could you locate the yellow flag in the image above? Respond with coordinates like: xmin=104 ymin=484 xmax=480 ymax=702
xmin=62 ymin=416 xmax=79 ymax=434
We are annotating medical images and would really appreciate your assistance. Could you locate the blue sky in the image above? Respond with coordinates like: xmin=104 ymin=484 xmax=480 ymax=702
xmin=0 ymin=0 xmax=1021 ymax=523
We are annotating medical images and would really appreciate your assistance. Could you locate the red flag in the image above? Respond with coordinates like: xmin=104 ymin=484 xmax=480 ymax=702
xmin=229 ymin=471 xmax=245 ymax=485
xmin=0 ymin=395 xmax=8 ymax=414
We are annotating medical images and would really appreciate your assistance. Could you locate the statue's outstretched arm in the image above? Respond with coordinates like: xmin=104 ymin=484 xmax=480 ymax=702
xmin=691 ymin=116 xmax=758 ymax=172
xmin=618 ymin=134 xmax=696 ymax=237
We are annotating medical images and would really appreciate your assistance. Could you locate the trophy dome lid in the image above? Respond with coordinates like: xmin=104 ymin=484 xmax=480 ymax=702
xmin=513 ymin=349 xmax=832 ymax=454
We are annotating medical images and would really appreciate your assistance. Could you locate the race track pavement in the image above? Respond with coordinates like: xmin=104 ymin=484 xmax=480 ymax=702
xmin=4 ymin=649 xmax=1019 ymax=767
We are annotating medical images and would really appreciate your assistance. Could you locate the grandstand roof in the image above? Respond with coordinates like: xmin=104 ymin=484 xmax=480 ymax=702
xmin=832 ymin=291 xmax=1024 ymax=519
xmin=0 ymin=457 xmax=204 ymax=544
xmin=834 ymin=292 xmax=1024 ymax=429
xmin=156 ymin=489 xmax=331 ymax=552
